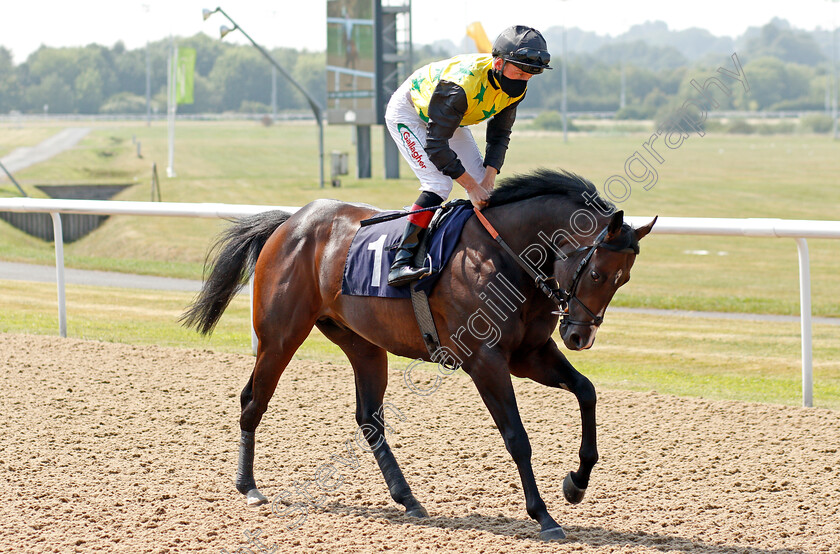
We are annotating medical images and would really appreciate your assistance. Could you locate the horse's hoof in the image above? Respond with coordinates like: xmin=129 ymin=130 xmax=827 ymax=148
xmin=539 ymin=526 xmax=567 ymax=541
xmin=405 ymin=505 xmax=429 ymax=518
xmin=563 ymin=472 xmax=587 ymax=504
xmin=245 ymin=488 xmax=268 ymax=507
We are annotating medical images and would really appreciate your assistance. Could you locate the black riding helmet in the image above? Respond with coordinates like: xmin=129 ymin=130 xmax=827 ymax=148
xmin=491 ymin=25 xmax=552 ymax=74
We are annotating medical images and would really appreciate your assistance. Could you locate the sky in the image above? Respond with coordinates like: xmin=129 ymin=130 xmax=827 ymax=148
xmin=1 ymin=1 xmax=839 ymax=64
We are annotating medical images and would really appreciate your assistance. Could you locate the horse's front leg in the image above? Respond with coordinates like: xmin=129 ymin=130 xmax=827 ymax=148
xmin=510 ymin=339 xmax=598 ymax=505
xmin=467 ymin=354 xmax=566 ymax=541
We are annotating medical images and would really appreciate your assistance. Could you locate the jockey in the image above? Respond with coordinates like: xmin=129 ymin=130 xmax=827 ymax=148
xmin=385 ymin=25 xmax=552 ymax=287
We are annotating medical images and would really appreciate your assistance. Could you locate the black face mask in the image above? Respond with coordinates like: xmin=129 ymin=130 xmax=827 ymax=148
xmin=492 ymin=67 xmax=528 ymax=98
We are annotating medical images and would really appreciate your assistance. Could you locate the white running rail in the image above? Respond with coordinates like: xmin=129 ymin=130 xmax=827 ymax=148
xmin=1 ymin=198 xmax=838 ymax=407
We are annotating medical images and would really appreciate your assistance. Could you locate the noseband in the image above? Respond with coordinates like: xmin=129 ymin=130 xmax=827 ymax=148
xmin=551 ymin=227 xmax=609 ymax=327
xmin=472 ymin=208 xmax=636 ymax=328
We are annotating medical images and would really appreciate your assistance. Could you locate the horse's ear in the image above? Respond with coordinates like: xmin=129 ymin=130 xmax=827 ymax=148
xmin=606 ymin=210 xmax=624 ymax=240
xmin=634 ymin=216 xmax=658 ymax=241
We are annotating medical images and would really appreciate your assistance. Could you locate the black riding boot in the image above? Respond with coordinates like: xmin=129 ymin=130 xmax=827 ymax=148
xmin=387 ymin=222 xmax=430 ymax=287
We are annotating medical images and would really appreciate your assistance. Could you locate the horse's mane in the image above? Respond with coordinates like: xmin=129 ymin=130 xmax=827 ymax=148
xmin=487 ymin=169 xmax=615 ymax=212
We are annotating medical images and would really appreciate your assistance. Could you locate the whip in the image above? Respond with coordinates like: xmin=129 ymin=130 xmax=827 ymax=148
xmin=359 ymin=199 xmax=472 ymax=227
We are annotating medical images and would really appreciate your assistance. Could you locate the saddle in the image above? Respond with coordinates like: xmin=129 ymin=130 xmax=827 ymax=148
xmin=407 ymin=200 xmax=470 ymax=367
xmin=341 ymin=200 xmax=472 ymax=368
xmin=409 ymin=199 xmax=471 ymax=283
xmin=341 ymin=200 xmax=473 ymax=299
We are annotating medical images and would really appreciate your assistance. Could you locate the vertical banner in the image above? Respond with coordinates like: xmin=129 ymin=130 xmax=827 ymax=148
xmin=176 ymin=48 xmax=196 ymax=105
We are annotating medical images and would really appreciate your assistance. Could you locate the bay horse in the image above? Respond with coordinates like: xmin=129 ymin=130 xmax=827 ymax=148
xmin=182 ymin=169 xmax=655 ymax=540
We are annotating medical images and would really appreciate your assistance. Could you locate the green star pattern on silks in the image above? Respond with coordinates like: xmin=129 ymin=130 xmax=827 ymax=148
xmin=473 ymin=82 xmax=487 ymax=103
xmin=418 ymin=108 xmax=429 ymax=123
xmin=411 ymin=75 xmax=425 ymax=92
xmin=455 ymin=64 xmax=475 ymax=77
xmin=432 ymin=68 xmax=443 ymax=82
xmin=481 ymin=104 xmax=497 ymax=120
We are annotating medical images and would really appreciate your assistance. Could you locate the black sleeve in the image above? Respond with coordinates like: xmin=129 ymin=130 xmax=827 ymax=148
xmin=484 ymin=95 xmax=523 ymax=174
xmin=425 ymin=80 xmax=468 ymax=179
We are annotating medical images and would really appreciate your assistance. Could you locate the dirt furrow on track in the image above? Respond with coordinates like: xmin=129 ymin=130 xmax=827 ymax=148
xmin=1 ymin=332 xmax=838 ymax=553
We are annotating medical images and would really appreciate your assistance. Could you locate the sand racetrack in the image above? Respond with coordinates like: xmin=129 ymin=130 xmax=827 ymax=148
xmin=1 ymin=332 xmax=838 ymax=553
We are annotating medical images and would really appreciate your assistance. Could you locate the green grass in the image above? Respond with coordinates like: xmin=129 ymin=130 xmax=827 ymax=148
xmin=0 ymin=124 xmax=69 ymax=158
xmin=2 ymin=279 xmax=838 ymax=409
xmin=611 ymin=235 xmax=839 ymax=317
xmin=1 ymin=119 xmax=839 ymax=410
xmin=0 ymin=279 xmax=251 ymax=350
xmin=1 ymin=121 xmax=837 ymax=316
xmin=563 ymin=311 xmax=840 ymax=409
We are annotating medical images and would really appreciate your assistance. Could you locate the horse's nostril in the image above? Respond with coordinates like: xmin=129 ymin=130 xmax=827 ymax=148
xmin=570 ymin=333 xmax=582 ymax=349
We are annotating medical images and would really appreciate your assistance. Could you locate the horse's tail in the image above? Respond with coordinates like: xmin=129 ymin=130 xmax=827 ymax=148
xmin=181 ymin=210 xmax=292 ymax=336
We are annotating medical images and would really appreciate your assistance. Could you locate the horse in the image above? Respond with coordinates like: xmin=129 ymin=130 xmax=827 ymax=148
xmin=182 ymin=169 xmax=656 ymax=540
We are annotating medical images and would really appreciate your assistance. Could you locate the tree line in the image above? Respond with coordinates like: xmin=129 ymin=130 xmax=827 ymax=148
xmin=520 ymin=21 xmax=836 ymax=121
xmin=0 ymin=33 xmax=324 ymax=116
xmin=0 ymin=22 xmax=836 ymax=119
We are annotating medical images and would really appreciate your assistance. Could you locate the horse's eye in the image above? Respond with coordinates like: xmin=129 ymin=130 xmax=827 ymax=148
xmin=590 ymin=270 xmax=600 ymax=282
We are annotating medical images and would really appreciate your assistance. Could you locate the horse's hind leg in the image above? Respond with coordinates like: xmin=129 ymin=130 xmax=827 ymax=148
xmin=236 ymin=307 xmax=318 ymax=506
xmin=316 ymin=319 xmax=428 ymax=518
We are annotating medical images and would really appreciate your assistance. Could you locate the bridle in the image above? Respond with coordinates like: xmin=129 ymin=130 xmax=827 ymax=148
xmin=551 ymin=227 xmax=609 ymax=326
xmin=549 ymin=226 xmax=639 ymax=326
xmin=472 ymin=208 xmax=636 ymax=328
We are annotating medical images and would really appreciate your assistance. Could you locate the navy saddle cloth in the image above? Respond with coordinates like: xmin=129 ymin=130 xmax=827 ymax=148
xmin=341 ymin=203 xmax=474 ymax=298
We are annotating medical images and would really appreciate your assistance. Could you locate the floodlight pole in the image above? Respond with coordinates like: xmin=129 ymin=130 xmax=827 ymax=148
xmin=204 ymin=7 xmax=326 ymax=187
xmin=0 ymin=160 xmax=28 ymax=197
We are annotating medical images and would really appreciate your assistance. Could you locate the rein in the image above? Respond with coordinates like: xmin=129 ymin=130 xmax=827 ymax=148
xmin=472 ymin=207 xmax=617 ymax=328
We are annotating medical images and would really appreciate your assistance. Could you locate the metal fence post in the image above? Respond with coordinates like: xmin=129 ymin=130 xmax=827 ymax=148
xmin=49 ymin=212 xmax=67 ymax=337
xmin=794 ymin=238 xmax=813 ymax=407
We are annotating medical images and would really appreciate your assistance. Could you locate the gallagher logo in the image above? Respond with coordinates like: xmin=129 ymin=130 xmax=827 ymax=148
xmin=397 ymin=123 xmax=427 ymax=169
